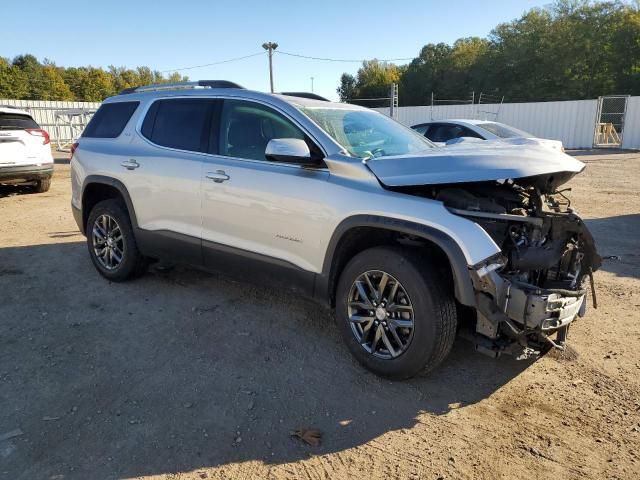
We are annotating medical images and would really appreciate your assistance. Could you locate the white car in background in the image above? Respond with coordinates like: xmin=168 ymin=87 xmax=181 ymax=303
xmin=0 ymin=106 xmax=53 ymax=192
xmin=411 ymin=119 xmax=564 ymax=151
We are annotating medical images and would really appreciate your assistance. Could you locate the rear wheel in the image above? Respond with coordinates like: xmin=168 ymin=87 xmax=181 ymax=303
xmin=33 ymin=178 xmax=51 ymax=193
xmin=336 ymin=246 xmax=457 ymax=379
xmin=86 ymin=199 xmax=147 ymax=281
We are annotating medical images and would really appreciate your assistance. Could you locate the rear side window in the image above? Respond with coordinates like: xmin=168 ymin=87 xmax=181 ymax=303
xmin=0 ymin=113 xmax=39 ymax=130
xmin=83 ymin=102 xmax=139 ymax=138
xmin=141 ymin=99 xmax=213 ymax=153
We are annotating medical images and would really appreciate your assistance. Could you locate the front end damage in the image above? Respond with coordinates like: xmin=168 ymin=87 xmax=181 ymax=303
xmin=398 ymin=174 xmax=601 ymax=356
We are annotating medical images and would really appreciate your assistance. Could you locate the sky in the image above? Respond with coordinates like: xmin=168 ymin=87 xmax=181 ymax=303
xmin=1 ymin=0 xmax=548 ymax=101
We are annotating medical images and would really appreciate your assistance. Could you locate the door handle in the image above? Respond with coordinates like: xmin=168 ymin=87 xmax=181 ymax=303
xmin=206 ymin=170 xmax=230 ymax=183
xmin=121 ymin=159 xmax=140 ymax=170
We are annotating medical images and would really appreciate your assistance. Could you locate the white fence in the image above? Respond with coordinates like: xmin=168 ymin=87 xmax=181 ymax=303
xmin=0 ymin=99 xmax=101 ymax=148
xmin=375 ymin=96 xmax=640 ymax=150
xmin=2 ymin=97 xmax=639 ymax=150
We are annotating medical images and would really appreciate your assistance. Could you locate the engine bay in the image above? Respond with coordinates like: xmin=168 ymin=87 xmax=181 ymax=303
xmin=394 ymin=176 xmax=602 ymax=354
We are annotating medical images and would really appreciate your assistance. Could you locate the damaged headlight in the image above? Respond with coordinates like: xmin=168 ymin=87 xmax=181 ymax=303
xmin=471 ymin=252 xmax=507 ymax=278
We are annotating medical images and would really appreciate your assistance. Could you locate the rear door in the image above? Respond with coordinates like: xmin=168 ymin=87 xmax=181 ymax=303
xmin=127 ymin=97 xmax=217 ymax=264
xmin=80 ymin=99 xmax=211 ymax=266
xmin=0 ymin=112 xmax=47 ymax=167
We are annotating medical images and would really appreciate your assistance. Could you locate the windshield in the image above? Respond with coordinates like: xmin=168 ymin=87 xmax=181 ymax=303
xmin=300 ymin=106 xmax=434 ymax=158
xmin=477 ymin=122 xmax=534 ymax=139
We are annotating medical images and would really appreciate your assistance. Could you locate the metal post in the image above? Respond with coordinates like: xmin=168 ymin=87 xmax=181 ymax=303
xmin=430 ymin=92 xmax=434 ymax=120
xmin=389 ymin=83 xmax=398 ymax=119
xmin=311 ymin=77 xmax=314 ymax=93
xmin=262 ymin=42 xmax=278 ymax=93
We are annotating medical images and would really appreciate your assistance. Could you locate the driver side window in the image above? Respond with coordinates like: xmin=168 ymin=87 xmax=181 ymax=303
xmin=219 ymin=99 xmax=306 ymax=161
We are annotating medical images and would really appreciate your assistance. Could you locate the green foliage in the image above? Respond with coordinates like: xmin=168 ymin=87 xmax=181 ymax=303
xmin=338 ymin=60 xmax=402 ymax=107
xmin=338 ymin=1 xmax=640 ymax=105
xmin=0 ymin=56 xmax=188 ymax=101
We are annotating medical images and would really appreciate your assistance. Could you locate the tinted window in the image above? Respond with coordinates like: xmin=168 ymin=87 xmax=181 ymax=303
xmin=142 ymin=99 xmax=212 ymax=153
xmin=412 ymin=124 xmax=429 ymax=135
xmin=83 ymin=102 xmax=139 ymax=138
xmin=425 ymin=124 xmax=455 ymax=142
xmin=459 ymin=126 xmax=484 ymax=139
xmin=425 ymin=124 xmax=483 ymax=142
xmin=220 ymin=99 xmax=306 ymax=161
xmin=0 ymin=113 xmax=39 ymax=130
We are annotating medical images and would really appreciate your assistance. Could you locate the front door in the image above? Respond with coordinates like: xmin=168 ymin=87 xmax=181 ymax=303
xmin=200 ymin=99 xmax=331 ymax=294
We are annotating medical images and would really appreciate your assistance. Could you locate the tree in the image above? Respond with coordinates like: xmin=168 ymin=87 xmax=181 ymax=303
xmin=337 ymin=60 xmax=401 ymax=107
xmin=337 ymin=0 xmax=640 ymax=105
xmin=337 ymin=73 xmax=358 ymax=102
xmin=0 ymin=55 xmax=189 ymax=101
xmin=0 ymin=57 xmax=29 ymax=98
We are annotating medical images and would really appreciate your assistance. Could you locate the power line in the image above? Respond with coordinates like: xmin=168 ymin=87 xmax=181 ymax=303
xmin=160 ymin=52 xmax=266 ymax=73
xmin=276 ymin=50 xmax=414 ymax=63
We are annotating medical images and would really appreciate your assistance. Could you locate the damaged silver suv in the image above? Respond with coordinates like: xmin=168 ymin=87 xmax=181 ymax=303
xmin=70 ymin=80 xmax=600 ymax=379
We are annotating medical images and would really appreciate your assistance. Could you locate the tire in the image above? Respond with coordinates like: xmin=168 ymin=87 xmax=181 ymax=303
xmin=336 ymin=246 xmax=457 ymax=379
xmin=33 ymin=178 xmax=51 ymax=193
xmin=86 ymin=198 xmax=148 ymax=281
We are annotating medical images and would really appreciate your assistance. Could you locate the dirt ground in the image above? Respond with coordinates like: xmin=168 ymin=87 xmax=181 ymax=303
xmin=1 ymin=150 xmax=639 ymax=480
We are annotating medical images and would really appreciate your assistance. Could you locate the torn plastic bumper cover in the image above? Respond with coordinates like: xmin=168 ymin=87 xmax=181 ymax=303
xmin=469 ymin=251 xmax=594 ymax=353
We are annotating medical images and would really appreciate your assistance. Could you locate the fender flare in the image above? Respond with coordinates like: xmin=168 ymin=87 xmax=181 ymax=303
xmin=80 ymin=175 xmax=139 ymax=234
xmin=317 ymin=215 xmax=476 ymax=307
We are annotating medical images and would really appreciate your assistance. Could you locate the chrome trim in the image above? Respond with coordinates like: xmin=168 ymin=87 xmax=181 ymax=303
xmin=205 ymin=170 xmax=230 ymax=183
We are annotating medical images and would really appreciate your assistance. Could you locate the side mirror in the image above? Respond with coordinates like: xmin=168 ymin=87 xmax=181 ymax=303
xmin=265 ymin=138 xmax=316 ymax=164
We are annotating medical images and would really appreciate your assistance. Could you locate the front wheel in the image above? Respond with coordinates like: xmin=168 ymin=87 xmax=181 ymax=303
xmin=336 ymin=246 xmax=457 ymax=379
xmin=86 ymin=199 xmax=147 ymax=281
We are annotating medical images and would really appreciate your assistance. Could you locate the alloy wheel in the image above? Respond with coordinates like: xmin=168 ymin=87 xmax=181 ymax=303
xmin=92 ymin=214 xmax=124 ymax=270
xmin=347 ymin=270 xmax=415 ymax=359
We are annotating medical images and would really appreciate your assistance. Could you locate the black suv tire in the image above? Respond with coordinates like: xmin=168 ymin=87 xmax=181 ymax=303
xmin=86 ymin=199 xmax=148 ymax=281
xmin=336 ymin=246 xmax=457 ymax=379
xmin=33 ymin=178 xmax=51 ymax=193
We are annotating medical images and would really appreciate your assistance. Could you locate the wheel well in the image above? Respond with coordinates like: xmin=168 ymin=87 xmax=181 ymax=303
xmin=327 ymin=226 xmax=453 ymax=307
xmin=82 ymin=183 xmax=125 ymax=231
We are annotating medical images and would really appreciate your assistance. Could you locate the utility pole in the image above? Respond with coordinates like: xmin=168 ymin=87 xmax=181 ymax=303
xmin=262 ymin=42 xmax=278 ymax=93
xmin=310 ymin=77 xmax=314 ymax=93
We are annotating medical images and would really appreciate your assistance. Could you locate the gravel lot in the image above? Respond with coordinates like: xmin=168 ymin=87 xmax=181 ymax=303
xmin=1 ymin=150 xmax=639 ymax=480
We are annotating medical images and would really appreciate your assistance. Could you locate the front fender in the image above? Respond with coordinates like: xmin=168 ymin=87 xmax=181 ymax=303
xmin=318 ymin=214 xmax=480 ymax=306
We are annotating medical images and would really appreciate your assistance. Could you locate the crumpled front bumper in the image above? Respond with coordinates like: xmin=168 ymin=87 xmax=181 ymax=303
xmin=469 ymin=255 xmax=587 ymax=344
xmin=502 ymin=283 xmax=585 ymax=331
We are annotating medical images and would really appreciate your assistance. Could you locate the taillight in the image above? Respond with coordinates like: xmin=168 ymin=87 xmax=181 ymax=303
xmin=70 ymin=142 xmax=79 ymax=159
xmin=26 ymin=128 xmax=50 ymax=145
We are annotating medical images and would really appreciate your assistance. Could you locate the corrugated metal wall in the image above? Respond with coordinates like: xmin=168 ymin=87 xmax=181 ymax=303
xmin=2 ymin=97 xmax=638 ymax=150
xmin=375 ymin=97 xmax=640 ymax=150
xmin=622 ymin=96 xmax=640 ymax=150
xmin=0 ymin=99 xmax=101 ymax=145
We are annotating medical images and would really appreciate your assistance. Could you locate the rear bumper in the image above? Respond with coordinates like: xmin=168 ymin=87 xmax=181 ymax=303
xmin=0 ymin=164 xmax=54 ymax=183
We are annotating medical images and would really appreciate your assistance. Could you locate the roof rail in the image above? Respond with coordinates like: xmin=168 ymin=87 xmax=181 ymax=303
xmin=280 ymin=92 xmax=330 ymax=102
xmin=119 ymin=80 xmax=245 ymax=95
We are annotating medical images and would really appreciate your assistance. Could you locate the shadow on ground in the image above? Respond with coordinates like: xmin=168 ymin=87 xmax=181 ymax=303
xmin=585 ymin=214 xmax=640 ymax=280
xmin=567 ymin=148 xmax=639 ymax=157
xmin=0 ymin=183 xmax=37 ymax=198
xmin=0 ymin=241 xmax=534 ymax=479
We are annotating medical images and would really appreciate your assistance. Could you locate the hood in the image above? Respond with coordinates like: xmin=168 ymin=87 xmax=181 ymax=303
xmin=365 ymin=143 xmax=584 ymax=191
xmin=446 ymin=136 xmax=563 ymax=151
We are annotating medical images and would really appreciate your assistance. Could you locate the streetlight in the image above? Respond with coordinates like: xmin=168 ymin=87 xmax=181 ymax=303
xmin=262 ymin=42 xmax=278 ymax=93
